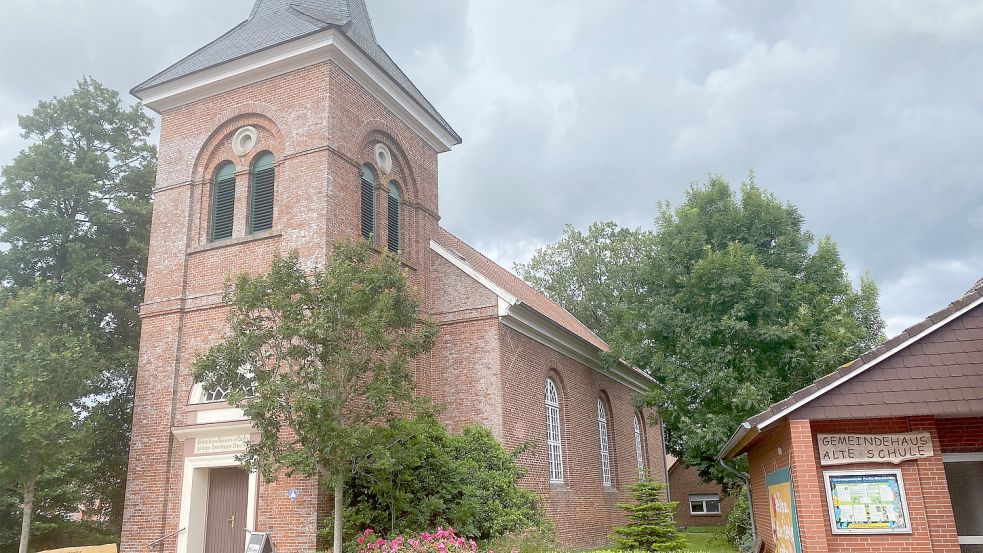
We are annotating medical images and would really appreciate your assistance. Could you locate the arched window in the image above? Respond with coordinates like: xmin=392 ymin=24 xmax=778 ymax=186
xmin=545 ymin=378 xmax=564 ymax=483
xmin=387 ymin=181 xmax=401 ymax=252
xmin=249 ymin=152 xmax=275 ymax=233
xmin=360 ymin=164 xmax=376 ymax=239
xmin=633 ymin=413 xmax=646 ymax=480
xmin=597 ymin=399 xmax=612 ymax=486
xmin=211 ymin=162 xmax=236 ymax=240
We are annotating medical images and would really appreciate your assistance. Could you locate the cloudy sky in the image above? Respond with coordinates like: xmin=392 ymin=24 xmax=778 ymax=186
xmin=2 ymin=0 xmax=982 ymax=336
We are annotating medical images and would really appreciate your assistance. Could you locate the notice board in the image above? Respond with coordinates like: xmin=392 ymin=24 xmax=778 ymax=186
xmin=765 ymin=467 xmax=802 ymax=553
xmin=823 ymin=469 xmax=911 ymax=534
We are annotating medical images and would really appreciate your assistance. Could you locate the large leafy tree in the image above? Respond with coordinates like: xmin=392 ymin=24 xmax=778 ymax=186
xmin=0 ymin=285 xmax=102 ymax=553
xmin=0 ymin=77 xmax=156 ymax=538
xmin=192 ymin=242 xmax=438 ymax=553
xmin=521 ymin=177 xmax=883 ymax=481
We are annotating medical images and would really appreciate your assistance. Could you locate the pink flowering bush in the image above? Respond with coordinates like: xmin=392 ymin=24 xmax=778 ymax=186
xmin=353 ymin=528 xmax=480 ymax=553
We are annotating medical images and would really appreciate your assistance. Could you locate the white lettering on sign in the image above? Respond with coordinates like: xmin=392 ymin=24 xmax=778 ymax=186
xmin=194 ymin=434 xmax=250 ymax=454
xmin=817 ymin=432 xmax=933 ymax=466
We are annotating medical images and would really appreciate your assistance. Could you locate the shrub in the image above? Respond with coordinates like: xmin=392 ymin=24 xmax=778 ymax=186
xmin=353 ymin=528 xmax=477 ymax=553
xmin=480 ymin=526 xmax=557 ymax=553
xmin=611 ymin=480 xmax=687 ymax=552
xmin=324 ymin=409 xmax=548 ymax=546
xmin=724 ymin=487 xmax=754 ymax=553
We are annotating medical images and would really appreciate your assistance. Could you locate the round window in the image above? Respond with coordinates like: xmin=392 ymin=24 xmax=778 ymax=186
xmin=232 ymin=126 xmax=258 ymax=156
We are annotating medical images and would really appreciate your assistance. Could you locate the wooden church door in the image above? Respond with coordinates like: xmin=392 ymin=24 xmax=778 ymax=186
xmin=204 ymin=468 xmax=249 ymax=553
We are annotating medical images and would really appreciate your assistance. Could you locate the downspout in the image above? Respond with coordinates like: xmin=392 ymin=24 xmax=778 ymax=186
xmin=661 ymin=420 xmax=671 ymax=501
xmin=719 ymin=457 xmax=757 ymax=540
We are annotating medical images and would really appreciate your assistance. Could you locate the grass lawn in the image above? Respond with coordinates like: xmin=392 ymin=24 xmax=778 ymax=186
xmin=679 ymin=526 xmax=737 ymax=552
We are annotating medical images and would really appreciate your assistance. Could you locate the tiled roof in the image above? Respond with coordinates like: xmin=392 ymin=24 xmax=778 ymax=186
xmin=433 ymin=227 xmax=611 ymax=352
xmin=132 ymin=0 xmax=459 ymax=142
xmin=744 ymin=280 xmax=983 ymax=428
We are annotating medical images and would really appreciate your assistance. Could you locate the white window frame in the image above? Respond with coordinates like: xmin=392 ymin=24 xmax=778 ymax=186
xmin=943 ymin=452 xmax=983 ymax=546
xmin=545 ymin=378 xmax=564 ymax=484
xmin=633 ymin=414 xmax=646 ymax=479
xmin=597 ymin=399 xmax=612 ymax=486
xmin=689 ymin=493 xmax=722 ymax=515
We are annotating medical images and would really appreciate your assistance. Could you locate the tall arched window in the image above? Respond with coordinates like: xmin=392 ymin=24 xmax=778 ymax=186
xmin=387 ymin=181 xmax=401 ymax=252
xmin=360 ymin=164 xmax=376 ymax=239
xmin=633 ymin=413 xmax=646 ymax=480
xmin=249 ymin=152 xmax=275 ymax=233
xmin=597 ymin=399 xmax=612 ymax=486
xmin=545 ymin=378 xmax=564 ymax=483
xmin=211 ymin=162 xmax=236 ymax=241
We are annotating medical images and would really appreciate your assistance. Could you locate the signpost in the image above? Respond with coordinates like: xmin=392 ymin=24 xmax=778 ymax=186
xmin=823 ymin=469 xmax=911 ymax=534
xmin=765 ymin=467 xmax=802 ymax=553
xmin=244 ymin=532 xmax=274 ymax=553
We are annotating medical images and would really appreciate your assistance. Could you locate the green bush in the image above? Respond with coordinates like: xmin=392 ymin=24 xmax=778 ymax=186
xmin=724 ymin=488 xmax=753 ymax=553
xmin=481 ymin=526 xmax=556 ymax=553
xmin=322 ymin=409 xmax=549 ymax=546
xmin=611 ymin=480 xmax=687 ymax=552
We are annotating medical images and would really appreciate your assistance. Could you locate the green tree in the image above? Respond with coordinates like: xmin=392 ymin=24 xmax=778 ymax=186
xmin=522 ymin=176 xmax=883 ymax=481
xmin=0 ymin=285 xmax=102 ymax=553
xmin=0 ymin=77 xmax=156 ymax=533
xmin=192 ymin=242 xmax=438 ymax=553
xmin=516 ymin=222 xmax=653 ymax=340
xmin=611 ymin=480 xmax=686 ymax=552
xmin=333 ymin=409 xmax=546 ymax=544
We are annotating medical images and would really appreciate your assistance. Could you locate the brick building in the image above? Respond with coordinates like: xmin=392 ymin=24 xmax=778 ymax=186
xmin=719 ymin=280 xmax=983 ymax=553
xmin=119 ymin=2 xmax=665 ymax=553
xmin=666 ymin=456 xmax=736 ymax=527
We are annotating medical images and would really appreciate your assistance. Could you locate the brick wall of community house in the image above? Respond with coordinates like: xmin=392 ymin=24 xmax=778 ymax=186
xmin=936 ymin=416 xmax=983 ymax=452
xmin=497 ymin=326 xmax=667 ymax=549
xmin=747 ymin=420 xmax=794 ymax=553
xmin=668 ymin=464 xmax=735 ymax=527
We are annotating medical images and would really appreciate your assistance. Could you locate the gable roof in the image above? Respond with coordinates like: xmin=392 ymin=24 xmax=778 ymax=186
xmin=132 ymin=0 xmax=459 ymax=143
xmin=719 ymin=279 xmax=983 ymax=460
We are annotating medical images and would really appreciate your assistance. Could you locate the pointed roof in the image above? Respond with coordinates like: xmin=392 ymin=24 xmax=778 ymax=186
xmin=132 ymin=0 xmax=458 ymax=142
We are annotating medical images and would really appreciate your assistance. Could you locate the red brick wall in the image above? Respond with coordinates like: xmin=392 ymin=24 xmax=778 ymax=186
xmin=747 ymin=420 xmax=794 ymax=552
xmin=937 ymin=416 xmax=983 ymax=452
xmin=668 ymin=464 xmax=735 ymax=527
xmin=498 ymin=327 xmax=667 ymax=549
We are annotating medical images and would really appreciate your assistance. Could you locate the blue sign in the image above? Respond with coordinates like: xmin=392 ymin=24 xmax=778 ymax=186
xmin=288 ymin=487 xmax=299 ymax=501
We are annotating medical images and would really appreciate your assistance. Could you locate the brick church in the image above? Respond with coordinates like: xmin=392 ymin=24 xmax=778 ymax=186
xmin=120 ymin=1 xmax=666 ymax=552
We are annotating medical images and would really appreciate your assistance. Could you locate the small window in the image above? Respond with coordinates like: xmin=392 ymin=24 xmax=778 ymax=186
xmin=689 ymin=494 xmax=721 ymax=515
xmin=387 ymin=181 xmax=401 ymax=252
xmin=633 ymin=414 xmax=646 ymax=480
xmin=360 ymin=164 xmax=376 ymax=239
xmin=211 ymin=162 xmax=236 ymax=240
xmin=597 ymin=399 xmax=612 ymax=486
xmin=545 ymin=378 xmax=564 ymax=484
xmin=249 ymin=152 xmax=275 ymax=233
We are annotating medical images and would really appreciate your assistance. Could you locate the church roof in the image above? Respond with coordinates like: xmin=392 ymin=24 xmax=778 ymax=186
xmin=132 ymin=0 xmax=459 ymax=142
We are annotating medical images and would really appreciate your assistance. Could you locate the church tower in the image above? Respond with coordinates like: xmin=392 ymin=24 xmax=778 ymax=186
xmin=124 ymin=1 xmax=666 ymax=551
xmin=123 ymin=2 xmax=459 ymax=553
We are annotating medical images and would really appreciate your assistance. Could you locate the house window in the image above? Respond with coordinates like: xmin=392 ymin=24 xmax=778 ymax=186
xmin=249 ymin=152 xmax=275 ymax=233
xmin=387 ymin=181 xmax=401 ymax=252
xmin=597 ymin=399 xmax=612 ymax=486
xmin=689 ymin=494 xmax=722 ymax=515
xmin=633 ymin=414 xmax=646 ymax=479
xmin=360 ymin=164 xmax=376 ymax=239
xmin=545 ymin=378 xmax=564 ymax=484
xmin=211 ymin=162 xmax=236 ymax=240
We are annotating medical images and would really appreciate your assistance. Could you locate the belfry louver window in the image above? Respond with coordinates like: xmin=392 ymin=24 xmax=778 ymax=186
xmin=360 ymin=164 xmax=376 ymax=239
xmin=249 ymin=152 xmax=275 ymax=233
xmin=387 ymin=181 xmax=401 ymax=252
xmin=211 ymin=162 xmax=236 ymax=241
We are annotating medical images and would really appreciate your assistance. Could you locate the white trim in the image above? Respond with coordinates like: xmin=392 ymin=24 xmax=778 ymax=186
xmin=757 ymin=294 xmax=983 ymax=429
xmin=172 ymin=422 xmax=254 ymax=441
xmin=133 ymin=30 xmax=458 ymax=153
xmin=822 ymin=469 xmax=912 ymax=535
xmin=195 ymin=408 xmax=247 ymax=424
xmin=177 ymin=453 xmax=259 ymax=553
xmin=688 ymin=493 xmax=722 ymax=515
xmin=959 ymin=536 xmax=983 ymax=545
xmin=942 ymin=452 xmax=983 ymax=462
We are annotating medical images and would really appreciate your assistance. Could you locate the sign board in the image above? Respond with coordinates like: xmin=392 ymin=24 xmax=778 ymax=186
xmin=244 ymin=532 xmax=274 ymax=553
xmin=817 ymin=432 xmax=932 ymax=466
xmin=765 ymin=467 xmax=802 ymax=553
xmin=38 ymin=545 xmax=117 ymax=553
xmin=194 ymin=434 xmax=250 ymax=454
xmin=823 ymin=469 xmax=911 ymax=534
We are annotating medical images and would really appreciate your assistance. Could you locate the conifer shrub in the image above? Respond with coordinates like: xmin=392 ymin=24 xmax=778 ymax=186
xmin=610 ymin=480 xmax=687 ymax=552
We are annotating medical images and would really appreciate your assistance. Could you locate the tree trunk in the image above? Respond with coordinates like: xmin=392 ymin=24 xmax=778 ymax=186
xmin=333 ymin=478 xmax=344 ymax=553
xmin=18 ymin=477 xmax=36 ymax=553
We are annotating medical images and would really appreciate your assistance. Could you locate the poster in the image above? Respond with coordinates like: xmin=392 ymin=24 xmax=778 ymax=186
xmin=823 ymin=470 xmax=911 ymax=534
xmin=765 ymin=467 xmax=802 ymax=553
